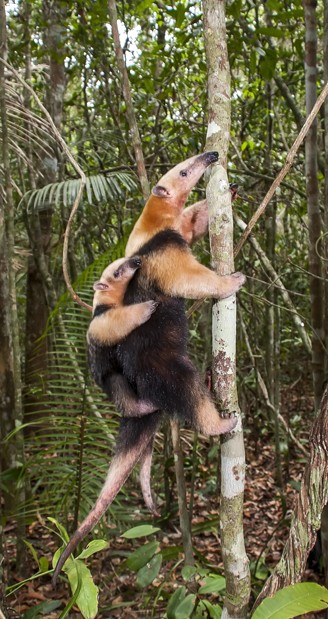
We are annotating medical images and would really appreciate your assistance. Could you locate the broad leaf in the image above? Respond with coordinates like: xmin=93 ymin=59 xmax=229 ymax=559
xmin=136 ymin=553 xmax=162 ymax=588
xmin=252 ymin=583 xmax=328 ymax=619
xmin=125 ymin=541 xmax=159 ymax=572
xmin=167 ymin=587 xmax=187 ymax=619
xmin=66 ymin=559 xmax=99 ymax=619
xmin=198 ymin=575 xmax=226 ymax=594
xmin=174 ymin=593 xmax=196 ymax=619
xmin=122 ymin=525 xmax=160 ymax=539
xmin=77 ymin=539 xmax=109 ymax=559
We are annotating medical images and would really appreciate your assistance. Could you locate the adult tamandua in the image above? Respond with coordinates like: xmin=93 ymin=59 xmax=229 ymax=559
xmin=87 ymin=256 xmax=158 ymax=417
xmin=52 ymin=154 xmax=244 ymax=584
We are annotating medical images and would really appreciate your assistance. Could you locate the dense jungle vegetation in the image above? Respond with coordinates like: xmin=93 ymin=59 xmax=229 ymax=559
xmin=1 ymin=0 xmax=328 ymax=617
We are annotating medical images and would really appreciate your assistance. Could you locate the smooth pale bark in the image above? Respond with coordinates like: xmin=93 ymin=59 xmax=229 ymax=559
xmin=203 ymin=0 xmax=250 ymax=616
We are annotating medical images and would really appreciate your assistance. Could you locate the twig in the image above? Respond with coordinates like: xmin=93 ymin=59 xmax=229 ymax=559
xmin=107 ymin=0 xmax=149 ymax=199
xmin=0 ymin=59 xmax=91 ymax=312
xmin=235 ymin=214 xmax=312 ymax=354
xmin=239 ymin=310 xmax=308 ymax=457
xmin=234 ymin=80 xmax=328 ymax=258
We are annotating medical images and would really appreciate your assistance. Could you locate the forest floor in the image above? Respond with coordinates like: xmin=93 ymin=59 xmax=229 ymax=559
xmin=4 ymin=379 xmax=325 ymax=619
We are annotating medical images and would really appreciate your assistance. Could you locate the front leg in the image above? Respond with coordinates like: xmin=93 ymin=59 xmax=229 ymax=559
xmin=146 ymin=247 xmax=245 ymax=299
xmin=177 ymin=199 xmax=208 ymax=245
xmin=88 ymin=301 xmax=158 ymax=345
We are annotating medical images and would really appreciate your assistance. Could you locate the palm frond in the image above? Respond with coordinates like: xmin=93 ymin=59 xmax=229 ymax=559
xmin=20 ymin=172 xmax=137 ymax=213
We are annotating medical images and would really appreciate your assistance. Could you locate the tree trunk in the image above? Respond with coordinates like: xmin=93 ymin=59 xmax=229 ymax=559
xmin=24 ymin=0 xmax=67 ymax=425
xmin=203 ymin=0 xmax=250 ymax=616
xmin=254 ymin=385 xmax=328 ymax=608
xmin=303 ymin=0 xmax=324 ymax=411
xmin=170 ymin=420 xmax=194 ymax=566
xmin=321 ymin=0 xmax=328 ymax=592
xmin=0 ymin=0 xmax=25 ymax=572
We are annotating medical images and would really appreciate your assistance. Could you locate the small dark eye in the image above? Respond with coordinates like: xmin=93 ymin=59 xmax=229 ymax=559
xmin=180 ymin=170 xmax=188 ymax=177
xmin=113 ymin=270 xmax=120 ymax=278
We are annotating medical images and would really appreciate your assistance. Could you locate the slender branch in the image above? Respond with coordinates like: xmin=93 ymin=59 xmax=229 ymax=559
xmin=107 ymin=0 xmax=150 ymax=199
xmin=170 ymin=419 xmax=194 ymax=566
xmin=235 ymin=214 xmax=312 ymax=354
xmin=234 ymin=80 xmax=328 ymax=258
xmin=239 ymin=310 xmax=308 ymax=457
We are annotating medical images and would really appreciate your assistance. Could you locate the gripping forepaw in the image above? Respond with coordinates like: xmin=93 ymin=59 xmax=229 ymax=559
xmin=218 ymin=272 xmax=246 ymax=299
xmin=141 ymin=300 xmax=159 ymax=322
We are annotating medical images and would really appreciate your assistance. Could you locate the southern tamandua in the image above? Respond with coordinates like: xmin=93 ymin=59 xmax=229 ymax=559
xmin=52 ymin=155 xmax=244 ymax=584
xmin=87 ymin=256 xmax=158 ymax=417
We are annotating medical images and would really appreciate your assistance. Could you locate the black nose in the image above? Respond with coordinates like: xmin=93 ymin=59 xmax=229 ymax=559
xmin=205 ymin=151 xmax=219 ymax=163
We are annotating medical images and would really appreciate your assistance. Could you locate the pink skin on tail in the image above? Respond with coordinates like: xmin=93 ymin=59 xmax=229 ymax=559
xmin=139 ymin=437 xmax=160 ymax=517
xmin=52 ymin=412 xmax=162 ymax=586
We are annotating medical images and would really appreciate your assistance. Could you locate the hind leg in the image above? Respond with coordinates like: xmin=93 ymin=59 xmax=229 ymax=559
xmin=109 ymin=374 xmax=158 ymax=416
xmin=192 ymin=381 xmax=237 ymax=436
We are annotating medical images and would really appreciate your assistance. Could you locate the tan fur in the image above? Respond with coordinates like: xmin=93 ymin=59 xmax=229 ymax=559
xmin=88 ymin=257 xmax=157 ymax=346
xmin=142 ymin=244 xmax=245 ymax=300
xmin=125 ymin=153 xmax=217 ymax=256
xmin=87 ymin=303 xmax=157 ymax=345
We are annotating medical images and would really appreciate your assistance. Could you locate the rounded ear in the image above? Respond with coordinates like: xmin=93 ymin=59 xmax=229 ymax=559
xmin=93 ymin=281 xmax=108 ymax=291
xmin=152 ymin=185 xmax=170 ymax=198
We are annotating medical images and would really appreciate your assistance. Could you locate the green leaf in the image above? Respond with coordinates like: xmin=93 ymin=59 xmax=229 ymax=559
xmin=122 ymin=525 xmax=160 ymax=539
xmin=47 ymin=517 xmax=70 ymax=543
xmin=23 ymin=600 xmax=62 ymax=618
xmin=136 ymin=553 xmax=162 ymax=588
xmin=252 ymin=583 xmax=328 ymax=619
xmin=181 ymin=565 xmax=198 ymax=581
xmin=199 ymin=575 xmax=226 ymax=594
xmin=167 ymin=587 xmax=187 ymax=619
xmin=23 ymin=540 xmax=40 ymax=568
xmin=197 ymin=600 xmax=222 ymax=619
xmin=66 ymin=559 xmax=99 ymax=619
xmin=175 ymin=593 xmax=196 ymax=618
xmin=77 ymin=539 xmax=109 ymax=559
xmin=38 ymin=557 xmax=49 ymax=573
xmin=125 ymin=541 xmax=159 ymax=572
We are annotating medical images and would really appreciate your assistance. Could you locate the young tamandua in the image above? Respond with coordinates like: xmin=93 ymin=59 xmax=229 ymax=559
xmin=87 ymin=255 xmax=158 ymax=417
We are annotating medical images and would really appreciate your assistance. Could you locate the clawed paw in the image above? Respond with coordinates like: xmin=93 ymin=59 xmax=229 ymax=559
xmin=219 ymin=409 xmax=238 ymax=419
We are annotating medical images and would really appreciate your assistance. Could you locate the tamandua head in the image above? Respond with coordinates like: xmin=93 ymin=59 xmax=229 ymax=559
xmin=93 ymin=256 xmax=141 ymax=308
xmin=125 ymin=151 xmax=218 ymax=256
xmin=152 ymin=151 xmax=219 ymax=207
